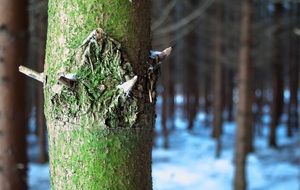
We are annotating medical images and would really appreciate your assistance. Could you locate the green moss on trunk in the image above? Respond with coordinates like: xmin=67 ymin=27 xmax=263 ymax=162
xmin=44 ymin=0 xmax=153 ymax=189
xmin=49 ymin=125 xmax=152 ymax=189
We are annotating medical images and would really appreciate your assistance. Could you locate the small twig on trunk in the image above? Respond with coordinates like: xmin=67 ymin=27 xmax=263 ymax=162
xmin=19 ymin=65 xmax=44 ymax=83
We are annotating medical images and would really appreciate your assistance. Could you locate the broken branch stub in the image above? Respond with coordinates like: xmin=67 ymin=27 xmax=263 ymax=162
xmin=18 ymin=65 xmax=44 ymax=83
xmin=117 ymin=75 xmax=138 ymax=94
xmin=149 ymin=47 xmax=172 ymax=65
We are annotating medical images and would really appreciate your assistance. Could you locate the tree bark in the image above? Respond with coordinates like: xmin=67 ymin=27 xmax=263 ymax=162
xmin=161 ymin=58 xmax=170 ymax=149
xmin=186 ymin=31 xmax=199 ymax=131
xmin=225 ymin=68 xmax=234 ymax=122
xmin=44 ymin=1 xmax=153 ymax=189
xmin=287 ymin=3 xmax=299 ymax=137
xmin=0 ymin=0 xmax=28 ymax=189
xmin=211 ymin=0 xmax=223 ymax=137
xmin=168 ymin=56 xmax=176 ymax=131
xmin=269 ymin=2 xmax=284 ymax=148
xmin=211 ymin=0 xmax=224 ymax=158
xmin=234 ymin=0 xmax=254 ymax=189
xmin=204 ymin=68 xmax=211 ymax=126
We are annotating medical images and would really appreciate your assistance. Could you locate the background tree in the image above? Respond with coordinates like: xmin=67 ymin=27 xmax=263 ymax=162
xmin=287 ymin=3 xmax=299 ymax=137
xmin=269 ymin=2 xmax=284 ymax=147
xmin=211 ymin=0 xmax=224 ymax=158
xmin=28 ymin=0 xmax=48 ymax=163
xmin=0 ymin=0 xmax=28 ymax=189
xmin=234 ymin=0 xmax=254 ymax=189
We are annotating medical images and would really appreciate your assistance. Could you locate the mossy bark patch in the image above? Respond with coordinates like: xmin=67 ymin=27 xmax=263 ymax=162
xmin=49 ymin=124 xmax=152 ymax=190
xmin=47 ymin=28 xmax=138 ymax=129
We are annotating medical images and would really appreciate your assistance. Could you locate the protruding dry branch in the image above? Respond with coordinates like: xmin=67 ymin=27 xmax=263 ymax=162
xmin=150 ymin=46 xmax=172 ymax=63
xmin=18 ymin=65 xmax=44 ymax=82
xmin=117 ymin=75 xmax=138 ymax=94
xmin=159 ymin=47 xmax=172 ymax=61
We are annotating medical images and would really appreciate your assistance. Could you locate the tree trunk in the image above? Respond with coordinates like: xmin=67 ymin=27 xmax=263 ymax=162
xmin=287 ymin=4 xmax=299 ymax=137
xmin=204 ymin=69 xmax=211 ymax=126
xmin=234 ymin=0 xmax=254 ymax=189
xmin=225 ymin=68 xmax=234 ymax=122
xmin=186 ymin=29 xmax=199 ymax=131
xmin=269 ymin=2 xmax=284 ymax=148
xmin=0 ymin=0 xmax=28 ymax=189
xmin=254 ymin=84 xmax=263 ymax=136
xmin=44 ymin=1 xmax=153 ymax=189
xmin=161 ymin=87 xmax=169 ymax=149
xmin=211 ymin=0 xmax=224 ymax=158
xmin=161 ymin=58 xmax=170 ymax=149
xmin=168 ymin=56 xmax=176 ymax=131
xmin=211 ymin=0 xmax=223 ymax=136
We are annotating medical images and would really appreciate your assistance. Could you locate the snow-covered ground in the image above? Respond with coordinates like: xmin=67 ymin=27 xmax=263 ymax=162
xmin=28 ymin=104 xmax=299 ymax=190
xmin=153 ymin=113 xmax=299 ymax=190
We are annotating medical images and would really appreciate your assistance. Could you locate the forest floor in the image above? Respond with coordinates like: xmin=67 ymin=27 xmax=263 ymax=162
xmin=28 ymin=99 xmax=299 ymax=190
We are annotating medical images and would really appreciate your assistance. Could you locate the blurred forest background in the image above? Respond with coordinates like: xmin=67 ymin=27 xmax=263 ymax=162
xmin=0 ymin=0 xmax=299 ymax=189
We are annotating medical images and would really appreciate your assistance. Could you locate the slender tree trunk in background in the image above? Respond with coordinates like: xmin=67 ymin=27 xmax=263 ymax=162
xmin=203 ymin=8 xmax=213 ymax=127
xmin=161 ymin=82 xmax=169 ymax=149
xmin=159 ymin=0 xmax=173 ymax=148
xmin=225 ymin=68 xmax=234 ymax=122
xmin=187 ymin=93 xmax=199 ymax=130
xmin=0 ymin=0 xmax=28 ymax=189
xmin=186 ymin=31 xmax=199 ymax=131
xmin=204 ymin=70 xmax=211 ymax=126
xmin=254 ymin=84 xmax=263 ymax=136
xmin=211 ymin=0 xmax=223 ymax=137
xmin=44 ymin=1 xmax=153 ymax=189
xmin=168 ymin=56 xmax=176 ymax=131
xmin=287 ymin=4 xmax=299 ymax=137
xmin=161 ymin=56 xmax=170 ymax=149
xmin=35 ymin=0 xmax=48 ymax=163
xmin=297 ymin=5 xmax=300 ymax=131
xmin=234 ymin=0 xmax=254 ymax=189
xmin=269 ymin=3 xmax=284 ymax=148
xmin=211 ymin=0 xmax=224 ymax=158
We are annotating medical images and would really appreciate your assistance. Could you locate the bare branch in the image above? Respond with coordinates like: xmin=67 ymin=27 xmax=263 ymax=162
xmin=152 ymin=0 xmax=177 ymax=31
xmin=154 ymin=0 xmax=215 ymax=36
xmin=18 ymin=65 xmax=44 ymax=83
xmin=150 ymin=47 xmax=173 ymax=64
xmin=117 ymin=76 xmax=138 ymax=94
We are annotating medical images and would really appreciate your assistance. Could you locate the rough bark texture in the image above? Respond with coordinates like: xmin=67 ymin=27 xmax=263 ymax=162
xmin=0 ymin=0 xmax=28 ymax=189
xmin=44 ymin=1 xmax=153 ymax=189
xmin=234 ymin=0 xmax=254 ymax=189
